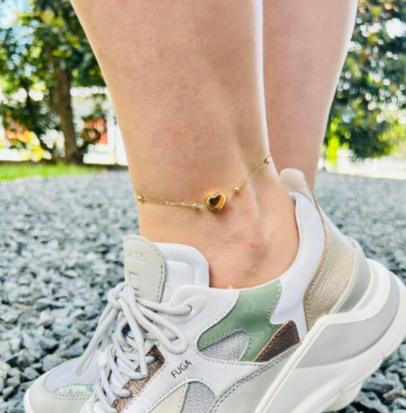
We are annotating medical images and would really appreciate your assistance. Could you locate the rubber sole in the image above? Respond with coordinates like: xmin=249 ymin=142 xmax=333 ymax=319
xmin=324 ymin=383 xmax=363 ymax=412
xmin=24 ymin=389 xmax=35 ymax=413
xmin=255 ymin=259 xmax=406 ymax=413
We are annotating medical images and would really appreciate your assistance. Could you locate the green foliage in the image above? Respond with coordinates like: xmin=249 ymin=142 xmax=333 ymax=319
xmin=329 ymin=0 xmax=406 ymax=159
xmin=0 ymin=23 xmax=57 ymax=151
xmin=32 ymin=0 xmax=103 ymax=86
xmin=0 ymin=0 xmax=105 ymax=162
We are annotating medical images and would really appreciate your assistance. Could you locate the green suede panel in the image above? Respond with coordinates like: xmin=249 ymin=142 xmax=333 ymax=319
xmin=198 ymin=281 xmax=282 ymax=361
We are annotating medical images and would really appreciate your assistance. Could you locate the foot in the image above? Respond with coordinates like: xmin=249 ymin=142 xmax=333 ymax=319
xmin=25 ymin=169 xmax=406 ymax=413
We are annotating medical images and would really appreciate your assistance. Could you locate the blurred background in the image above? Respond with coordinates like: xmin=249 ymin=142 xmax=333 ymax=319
xmin=0 ymin=0 xmax=406 ymax=180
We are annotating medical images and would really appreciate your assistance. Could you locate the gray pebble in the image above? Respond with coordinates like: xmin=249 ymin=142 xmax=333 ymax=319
xmin=0 ymin=342 xmax=11 ymax=360
xmin=22 ymin=367 xmax=39 ymax=381
xmin=16 ymin=350 xmax=35 ymax=369
xmin=0 ymin=362 xmax=11 ymax=381
xmin=38 ymin=336 xmax=59 ymax=352
xmin=399 ymin=345 xmax=406 ymax=362
xmin=59 ymin=342 xmax=84 ymax=359
xmin=5 ymin=376 xmax=20 ymax=389
xmin=383 ymin=387 xmax=406 ymax=403
xmin=8 ymin=339 xmax=21 ymax=354
xmin=0 ymin=309 xmax=21 ymax=324
xmin=363 ymin=375 xmax=395 ymax=396
xmin=393 ymin=399 xmax=406 ymax=410
xmin=42 ymin=354 xmax=64 ymax=372
xmin=353 ymin=391 xmax=389 ymax=412
xmin=2 ymin=386 xmax=17 ymax=400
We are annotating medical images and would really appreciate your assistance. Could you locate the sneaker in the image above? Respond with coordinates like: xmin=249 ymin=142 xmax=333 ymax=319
xmin=29 ymin=168 xmax=406 ymax=413
xmin=24 ymin=352 xmax=100 ymax=413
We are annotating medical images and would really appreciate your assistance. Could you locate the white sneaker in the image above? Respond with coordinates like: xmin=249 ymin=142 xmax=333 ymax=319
xmin=26 ymin=169 xmax=406 ymax=413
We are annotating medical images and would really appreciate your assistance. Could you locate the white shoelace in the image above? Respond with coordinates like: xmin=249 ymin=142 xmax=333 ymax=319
xmin=75 ymin=282 xmax=191 ymax=413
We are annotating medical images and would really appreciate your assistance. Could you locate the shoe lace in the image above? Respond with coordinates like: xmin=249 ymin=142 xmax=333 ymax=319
xmin=75 ymin=282 xmax=191 ymax=413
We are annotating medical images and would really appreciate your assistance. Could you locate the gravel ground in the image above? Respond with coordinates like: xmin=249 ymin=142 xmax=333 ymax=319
xmin=0 ymin=171 xmax=406 ymax=413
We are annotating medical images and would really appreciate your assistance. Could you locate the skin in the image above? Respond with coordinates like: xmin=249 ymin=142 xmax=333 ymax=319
xmin=70 ymin=0 xmax=356 ymax=288
xmin=263 ymin=0 xmax=358 ymax=188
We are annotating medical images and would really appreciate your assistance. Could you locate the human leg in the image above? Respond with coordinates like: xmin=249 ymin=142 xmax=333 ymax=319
xmin=263 ymin=0 xmax=358 ymax=188
xmin=69 ymin=0 xmax=299 ymax=288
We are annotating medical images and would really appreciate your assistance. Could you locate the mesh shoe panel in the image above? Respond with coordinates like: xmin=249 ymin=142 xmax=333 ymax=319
xmin=200 ymin=331 xmax=249 ymax=361
xmin=44 ymin=352 xmax=100 ymax=392
xmin=181 ymin=382 xmax=214 ymax=413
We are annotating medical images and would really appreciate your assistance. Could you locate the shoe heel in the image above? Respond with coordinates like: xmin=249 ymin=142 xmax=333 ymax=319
xmin=324 ymin=383 xmax=362 ymax=412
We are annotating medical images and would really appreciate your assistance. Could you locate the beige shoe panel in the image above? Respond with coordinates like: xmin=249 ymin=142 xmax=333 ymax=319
xmin=150 ymin=384 xmax=188 ymax=413
xmin=280 ymin=169 xmax=316 ymax=206
xmin=304 ymin=214 xmax=356 ymax=329
xmin=332 ymin=239 xmax=372 ymax=314
xmin=123 ymin=235 xmax=166 ymax=303
xmin=280 ymin=168 xmax=357 ymax=330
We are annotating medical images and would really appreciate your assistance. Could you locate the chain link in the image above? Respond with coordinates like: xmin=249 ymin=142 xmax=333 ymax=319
xmin=135 ymin=155 xmax=271 ymax=210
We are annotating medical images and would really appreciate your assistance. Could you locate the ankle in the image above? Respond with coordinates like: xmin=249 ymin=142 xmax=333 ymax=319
xmin=207 ymin=182 xmax=299 ymax=288
xmin=138 ymin=175 xmax=299 ymax=289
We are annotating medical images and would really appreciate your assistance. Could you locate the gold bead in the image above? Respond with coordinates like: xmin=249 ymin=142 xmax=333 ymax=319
xmin=265 ymin=156 xmax=271 ymax=164
xmin=234 ymin=187 xmax=240 ymax=194
xmin=137 ymin=195 xmax=144 ymax=202
xmin=192 ymin=203 xmax=198 ymax=209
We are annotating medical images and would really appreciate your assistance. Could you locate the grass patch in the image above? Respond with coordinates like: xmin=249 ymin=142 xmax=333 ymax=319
xmin=0 ymin=163 xmax=105 ymax=181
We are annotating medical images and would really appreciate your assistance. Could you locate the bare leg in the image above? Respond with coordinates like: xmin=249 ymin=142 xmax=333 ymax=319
xmin=70 ymin=0 xmax=299 ymax=288
xmin=263 ymin=0 xmax=358 ymax=189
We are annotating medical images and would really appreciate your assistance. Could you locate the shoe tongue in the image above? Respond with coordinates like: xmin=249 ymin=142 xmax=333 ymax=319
xmin=124 ymin=235 xmax=210 ymax=303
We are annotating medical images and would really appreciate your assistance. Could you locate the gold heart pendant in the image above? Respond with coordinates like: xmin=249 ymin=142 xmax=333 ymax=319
xmin=206 ymin=192 xmax=227 ymax=211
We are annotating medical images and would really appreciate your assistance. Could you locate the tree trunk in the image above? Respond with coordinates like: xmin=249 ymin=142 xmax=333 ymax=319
xmin=53 ymin=65 xmax=82 ymax=163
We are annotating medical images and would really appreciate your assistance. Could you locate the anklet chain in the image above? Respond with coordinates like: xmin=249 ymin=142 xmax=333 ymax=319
xmin=136 ymin=155 xmax=271 ymax=212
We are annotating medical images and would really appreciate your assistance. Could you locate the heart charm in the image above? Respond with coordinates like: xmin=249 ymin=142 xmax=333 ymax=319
xmin=206 ymin=192 xmax=227 ymax=211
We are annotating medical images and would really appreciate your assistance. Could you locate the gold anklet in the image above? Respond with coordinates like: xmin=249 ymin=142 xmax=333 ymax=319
xmin=136 ymin=155 xmax=271 ymax=212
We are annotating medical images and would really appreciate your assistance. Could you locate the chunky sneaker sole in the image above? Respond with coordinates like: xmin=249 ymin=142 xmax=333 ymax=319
xmin=255 ymin=259 xmax=406 ymax=413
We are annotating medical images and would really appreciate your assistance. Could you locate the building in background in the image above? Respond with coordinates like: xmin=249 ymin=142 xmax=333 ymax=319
xmin=0 ymin=87 xmax=128 ymax=165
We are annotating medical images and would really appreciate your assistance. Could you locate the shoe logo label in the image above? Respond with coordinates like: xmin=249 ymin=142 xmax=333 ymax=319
xmin=125 ymin=250 xmax=145 ymax=262
xmin=171 ymin=360 xmax=192 ymax=378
